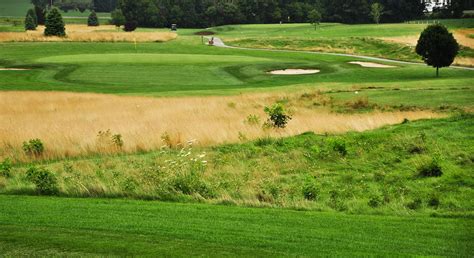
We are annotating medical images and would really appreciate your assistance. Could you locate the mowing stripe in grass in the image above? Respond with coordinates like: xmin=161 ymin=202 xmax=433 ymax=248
xmin=0 ymin=195 xmax=472 ymax=256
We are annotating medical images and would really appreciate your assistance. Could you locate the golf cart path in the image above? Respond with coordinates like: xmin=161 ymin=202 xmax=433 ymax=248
xmin=210 ymin=37 xmax=474 ymax=71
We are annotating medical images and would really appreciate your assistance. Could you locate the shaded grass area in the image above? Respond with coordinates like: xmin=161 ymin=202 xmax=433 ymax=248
xmin=2 ymin=115 xmax=472 ymax=216
xmin=0 ymin=195 xmax=472 ymax=256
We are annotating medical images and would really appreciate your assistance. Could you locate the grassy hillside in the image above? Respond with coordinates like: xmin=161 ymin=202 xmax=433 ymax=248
xmin=2 ymin=115 xmax=472 ymax=216
xmin=215 ymin=21 xmax=474 ymax=65
xmin=0 ymin=195 xmax=472 ymax=256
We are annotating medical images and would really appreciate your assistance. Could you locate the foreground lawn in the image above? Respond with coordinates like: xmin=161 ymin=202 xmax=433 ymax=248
xmin=0 ymin=195 xmax=471 ymax=256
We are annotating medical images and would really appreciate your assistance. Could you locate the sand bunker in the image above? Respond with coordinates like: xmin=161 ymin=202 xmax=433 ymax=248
xmin=0 ymin=68 xmax=30 ymax=71
xmin=269 ymin=69 xmax=320 ymax=75
xmin=349 ymin=61 xmax=396 ymax=68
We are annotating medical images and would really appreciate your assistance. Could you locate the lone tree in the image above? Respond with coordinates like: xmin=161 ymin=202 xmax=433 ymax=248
xmin=26 ymin=8 xmax=38 ymax=27
xmin=110 ymin=9 xmax=125 ymax=29
xmin=44 ymin=8 xmax=66 ymax=37
xmin=88 ymin=11 xmax=100 ymax=26
xmin=370 ymin=3 xmax=384 ymax=24
xmin=25 ymin=14 xmax=37 ymax=31
xmin=415 ymin=24 xmax=459 ymax=77
xmin=308 ymin=9 xmax=322 ymax=30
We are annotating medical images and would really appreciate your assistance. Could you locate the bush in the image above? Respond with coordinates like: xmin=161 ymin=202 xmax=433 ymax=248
xmin=0 ymin=159 xmax=13 ymax=178
xmin=302 ymin=179 xmax=319 ymax=200
xmin=264 ymin=103 xmax=292 ymax=129
xmin=87 ymin=11 xmax=100 ymax=26
xmin=22 ymin=138 xmax=45 ymax=156
xmin=368 ymin=194 xmax=383 ymax=208
xmin=406 ymin=198 xmax=422 ymax=210
xmin=44 ymin=8 xmax=66 ymax=37
xmin=25 ymin=167 xmax=58 ymax=195
xmin=417 ymin=158 xmax=443 ymax=177
xmin=329 ymin=138 xmax=348 ymax=156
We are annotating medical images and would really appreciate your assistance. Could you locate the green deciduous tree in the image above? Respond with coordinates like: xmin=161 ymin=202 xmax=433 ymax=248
xmin=44 ymin=8 xmax=66 ymax=37
xmin=110 ymin=9 xmax=125 ymax=28
xmin=415 ymin=24 xmax=459 ymax=77
xmin=370 ymin=3 xmax=384 ymax=24
xmin=88 ymin=11 xmax=100 ymax=26
xmin=308 ymin=9 xmax=322 ymax=30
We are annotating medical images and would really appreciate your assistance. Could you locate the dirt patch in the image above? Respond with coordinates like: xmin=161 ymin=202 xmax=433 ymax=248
xmin=0 ymin=68 xmax=30 ymax=71
xmin=0 ymin=91 xmax=443 ymax=161
xmin=269 ymin=69 xmax=320 ymax=75
xmin=349 ymin=61 xmax=396 ymax=68
xmin=195 ymin=31 xmax=216 ymax=36
xmin=0 ymin=25 xmax=177 ymax=42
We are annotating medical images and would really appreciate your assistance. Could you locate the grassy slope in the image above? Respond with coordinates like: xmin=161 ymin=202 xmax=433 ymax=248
xmin=0 ymin=195 xmax=472 ymax=256
xmin=217 ymin=21 xmax=474 ymax=63
xmin=2 ymin=116 xmax=473 ymax=216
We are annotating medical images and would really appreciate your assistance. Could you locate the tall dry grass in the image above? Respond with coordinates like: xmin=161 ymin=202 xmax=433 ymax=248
xmin=380 ymin=29 xmax=474 ymax=67
xmin=0 ymin=25 xmax=177 ymax=42
xmin=0 ymin=91 xmax=442 ymax=161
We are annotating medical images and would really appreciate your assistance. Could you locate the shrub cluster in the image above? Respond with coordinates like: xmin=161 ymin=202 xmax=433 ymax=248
xmin=264 ymin=103 xmax=292 ymax=129
xmin=22 ymin=139 xmax=44 ymax=157
xmin=25 ymin=167 xmax=58 ymax=195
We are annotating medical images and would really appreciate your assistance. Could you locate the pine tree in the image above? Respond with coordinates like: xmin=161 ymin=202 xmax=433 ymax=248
xmin=44 ymin=8 xmax=66 ymax=37
xmin=27 ymin=8 xmax=38 ymax=27
xmin=25 ymin=14 xmax=36 ymax=31
xmin=88 ymin=11 xmax=100 ymax=26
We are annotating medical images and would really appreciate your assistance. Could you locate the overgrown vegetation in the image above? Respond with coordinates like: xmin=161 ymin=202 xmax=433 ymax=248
xmin=2 ymin=115 xmax=472 ymax=216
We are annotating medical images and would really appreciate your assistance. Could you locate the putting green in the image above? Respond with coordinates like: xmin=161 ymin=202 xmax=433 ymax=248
xmin=36 ymin=53 xmax=320 ymax=90
xmin=38 ymin=53 xmax=272 ymax=65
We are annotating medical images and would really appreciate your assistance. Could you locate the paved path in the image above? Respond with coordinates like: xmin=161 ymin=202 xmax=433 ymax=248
xmin=209 ymin=37 xmax=474 ymax=71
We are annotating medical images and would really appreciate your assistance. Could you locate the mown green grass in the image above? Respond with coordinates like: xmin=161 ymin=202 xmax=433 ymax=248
xmin=0 ymin=0 xmax=109 ymax=18
xmin=0 ymin=0 xmax=32 ymax=17
xmin=0 ymin=39 xmax=473 ymax=96
xmin=0 ymin=195 xmax=472 ymax=256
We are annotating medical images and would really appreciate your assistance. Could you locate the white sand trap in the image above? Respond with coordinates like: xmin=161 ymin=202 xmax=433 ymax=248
xmin=349 ymin=61 xmax=396 ymax=68
xmin=0 ymin=68 xmax=30 ymax=71
xmin=269 ymin=69 xmax=320 ymax=75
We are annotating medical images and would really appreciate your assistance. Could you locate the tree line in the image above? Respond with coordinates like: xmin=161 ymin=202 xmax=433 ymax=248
xmin=113 ymin=0 xmax=430 ymax=30
xmin=32 ymin=0 xmax=471 ymax=30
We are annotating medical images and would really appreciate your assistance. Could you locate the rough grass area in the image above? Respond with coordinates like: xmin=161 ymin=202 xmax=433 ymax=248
xmin=0 ymin=195 xmax=471 ymax=256
xmin=228 ymin=37 xmax=420 ymax=62
xmin=1 ymin=115 xmax=472 ymax=216
xmin=0 ymin=91 xmax=442 ymax=161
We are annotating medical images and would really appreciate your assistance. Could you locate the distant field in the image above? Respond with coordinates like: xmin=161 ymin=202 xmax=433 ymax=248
xmin=0 ymin=0 xmax=32 ymax=17
xmin=216 ymin=20 xmax=474 ymax=66
xmin=0 ymin=195 xmax=471 ymax=256
xmin=0 ymin=0 xmax=109 ymax=18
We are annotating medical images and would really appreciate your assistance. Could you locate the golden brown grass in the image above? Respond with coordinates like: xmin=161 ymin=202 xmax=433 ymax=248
xmin=0 ymin=25 xmax=177 ymax=42
xmin=380 ymin=29 xmax=474 ymax=67
xmin=0 ymin=91 xmax=442 ymax=161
